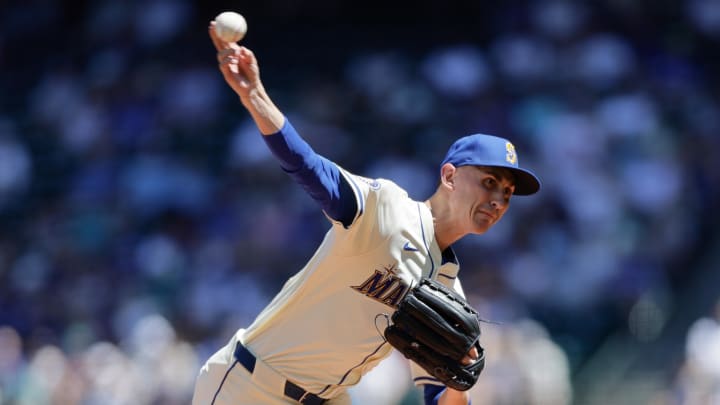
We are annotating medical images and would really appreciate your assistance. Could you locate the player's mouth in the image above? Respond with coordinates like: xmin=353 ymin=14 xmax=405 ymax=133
xmin=476 ymin=209 xmax=495 ymax=221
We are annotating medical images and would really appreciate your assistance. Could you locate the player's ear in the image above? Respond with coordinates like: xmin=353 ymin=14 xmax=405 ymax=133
xmin=439 ymin=163 xmax=457 ymax=190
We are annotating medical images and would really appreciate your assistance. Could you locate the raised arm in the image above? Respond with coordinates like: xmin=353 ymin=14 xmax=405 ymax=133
xmin=209 ymin=22 xmax=358 ymax=226
xmin=209 ymin=22 xmax=283 ymax=135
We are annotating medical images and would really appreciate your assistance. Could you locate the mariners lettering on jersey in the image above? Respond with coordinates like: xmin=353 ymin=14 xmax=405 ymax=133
xmin=351 ymin=264 xmax=410 ymax=308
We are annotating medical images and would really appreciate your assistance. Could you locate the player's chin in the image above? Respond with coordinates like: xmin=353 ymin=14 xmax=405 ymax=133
xmin=470 ymin=217 xmax=494 ymax=234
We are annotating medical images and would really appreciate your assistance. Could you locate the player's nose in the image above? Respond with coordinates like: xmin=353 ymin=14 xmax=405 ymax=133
xmin=489 ymin=199 xmax=505 ymax=211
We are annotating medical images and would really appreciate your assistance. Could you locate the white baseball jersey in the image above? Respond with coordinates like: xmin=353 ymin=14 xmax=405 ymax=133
xmin=239 ymin=167 xmax=466 ymax=399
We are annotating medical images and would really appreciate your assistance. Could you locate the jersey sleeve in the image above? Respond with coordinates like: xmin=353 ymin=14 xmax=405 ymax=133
xmin=330 ymin=168 xmax=383 ymax=229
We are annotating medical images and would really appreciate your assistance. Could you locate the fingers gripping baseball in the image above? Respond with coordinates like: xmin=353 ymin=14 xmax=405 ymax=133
xmin=209 ymin=23 xmax=260 ymax=98
xmin=219 ymin=48 xmax=257 ymax=91
xmin=207 ymin=17 xmax=283 ymax=134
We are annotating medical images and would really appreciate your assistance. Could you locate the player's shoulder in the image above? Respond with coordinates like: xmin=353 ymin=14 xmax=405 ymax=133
xmin=353 ymin=175 xmax=383 ymax=191
xmin=359 ymin=176 xmax=409 ymax=199
xmin=342 ymin=170 xmax=407 ymax=197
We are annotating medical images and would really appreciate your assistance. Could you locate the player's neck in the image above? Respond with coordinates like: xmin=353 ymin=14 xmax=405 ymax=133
xmin=424 ymin=197 xmax=466 ymax=251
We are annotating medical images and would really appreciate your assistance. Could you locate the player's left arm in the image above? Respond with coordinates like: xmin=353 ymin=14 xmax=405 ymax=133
xmin=424 ymin=385 xmax=471 ymax=405
xmin=416 ymin=276 xmax=475 ymax=405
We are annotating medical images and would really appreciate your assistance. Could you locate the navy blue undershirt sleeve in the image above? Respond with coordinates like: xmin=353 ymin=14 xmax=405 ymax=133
xmin=262 ymin=118 xmax=357 ymax=227
xmin=423 ymin=385 xmax=471 ymax=405
xmin=424 ymin=385 xmax=445 ymax=405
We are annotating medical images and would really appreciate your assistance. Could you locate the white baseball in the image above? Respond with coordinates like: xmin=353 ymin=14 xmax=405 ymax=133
xmin=214 ymin=11 xmax=247 ymax=43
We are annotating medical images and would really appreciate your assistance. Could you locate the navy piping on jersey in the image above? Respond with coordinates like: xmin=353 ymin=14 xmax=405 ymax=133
xmin=318 ymin=342 xmax=389 ymax=396
xmin=417 ymin=202 xmax=435 ymax=279
xmin=211 ymin=359 xmax=239 ymax=404
xmin=414 ymin=376 xmax=442 ymax=385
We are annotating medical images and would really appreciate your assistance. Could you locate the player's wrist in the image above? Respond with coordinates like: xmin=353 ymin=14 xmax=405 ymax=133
xmin=439 ymin=387 xmax=470 ymax=405
xmin=243 ymin=93 xmax=284 ymax=135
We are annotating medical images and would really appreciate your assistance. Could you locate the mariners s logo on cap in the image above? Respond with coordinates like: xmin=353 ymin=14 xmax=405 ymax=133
xmin=505 ymin=142 xmax=517 ymax=165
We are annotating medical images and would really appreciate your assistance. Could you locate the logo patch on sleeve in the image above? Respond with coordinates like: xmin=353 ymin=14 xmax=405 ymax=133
xmin=358 ymin=176 xmax=381 ymax=190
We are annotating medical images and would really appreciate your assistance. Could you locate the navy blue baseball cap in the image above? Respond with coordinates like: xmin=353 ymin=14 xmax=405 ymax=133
xmin=441 ymin=134 xmax=541 ymax=195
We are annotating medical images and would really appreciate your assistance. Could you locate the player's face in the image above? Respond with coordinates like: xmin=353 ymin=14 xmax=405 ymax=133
xmin=453 ymin=166 xmax=515 ymax=234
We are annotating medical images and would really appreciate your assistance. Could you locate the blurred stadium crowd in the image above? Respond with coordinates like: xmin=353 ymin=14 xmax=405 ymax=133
xmin=1 ymin=0 xmax=719 ymax=404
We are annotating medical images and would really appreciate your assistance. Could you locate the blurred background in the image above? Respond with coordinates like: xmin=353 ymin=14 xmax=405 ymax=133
xmin=1 ymin=0 xmax=719 ymax=404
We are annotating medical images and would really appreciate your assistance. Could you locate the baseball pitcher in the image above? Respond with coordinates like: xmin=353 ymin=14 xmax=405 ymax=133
xmin=194 ymin=20 xmax=541 ymax=405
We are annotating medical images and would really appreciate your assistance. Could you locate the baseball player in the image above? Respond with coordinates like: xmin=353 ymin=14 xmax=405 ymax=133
xmin=195 ymin=22 xmax=541 ymax=405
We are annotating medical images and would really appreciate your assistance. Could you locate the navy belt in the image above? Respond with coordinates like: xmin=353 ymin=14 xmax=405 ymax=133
xmin=234 ymin=342 xmax=327 ymax=405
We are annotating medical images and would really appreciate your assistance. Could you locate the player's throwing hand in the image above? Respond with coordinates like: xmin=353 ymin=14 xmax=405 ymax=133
xmin=209 ymin=22 xmax=262 ymax=104
xmin=208 ymin=22 xmax=283 ymax=134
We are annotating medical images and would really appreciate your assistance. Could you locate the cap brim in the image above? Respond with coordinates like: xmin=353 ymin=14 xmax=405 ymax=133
xmin=506 ymin=167 xmax=541 ymax=196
